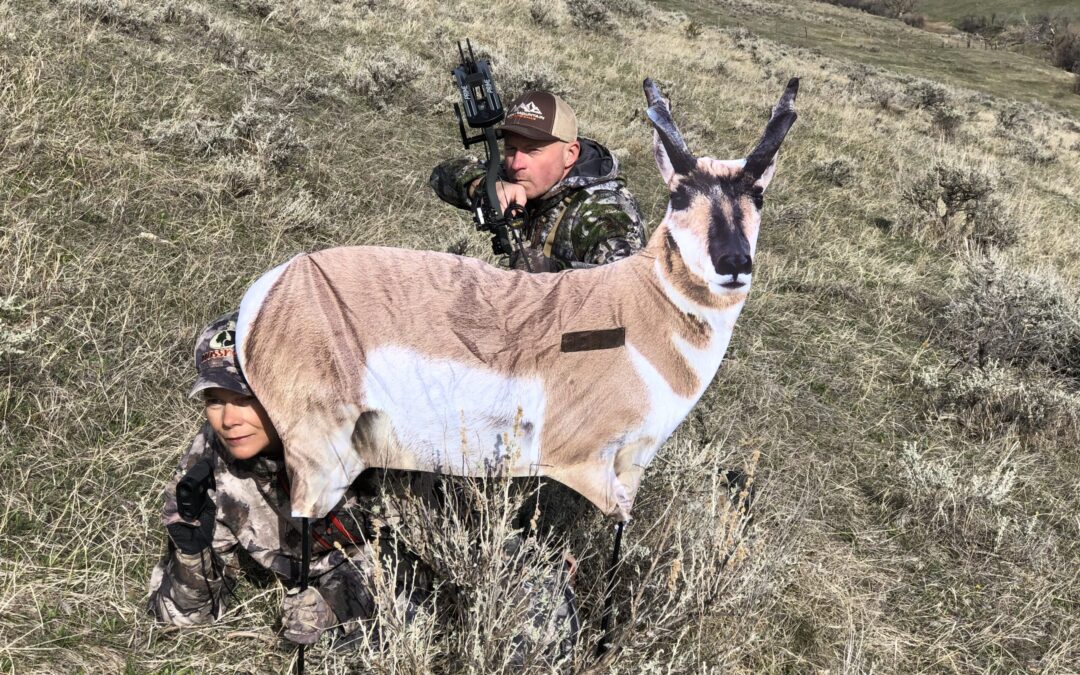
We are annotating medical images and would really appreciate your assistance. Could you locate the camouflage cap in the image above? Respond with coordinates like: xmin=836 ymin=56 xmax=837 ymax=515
xmin=189 ymin=311 xmax=252 ymax=398
xmin=500 ymin=91 xmax=577 ymax=143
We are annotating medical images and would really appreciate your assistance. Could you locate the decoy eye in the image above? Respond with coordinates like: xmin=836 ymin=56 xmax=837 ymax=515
xmin=750 ymin=186 xmax=764 ymax=209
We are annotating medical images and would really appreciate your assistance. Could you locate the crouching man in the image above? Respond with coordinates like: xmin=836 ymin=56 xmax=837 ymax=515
xmin=430 ymin=90 xmax=647 ymax=271
xmin=147 ymin=312 xmax=428 ymax=647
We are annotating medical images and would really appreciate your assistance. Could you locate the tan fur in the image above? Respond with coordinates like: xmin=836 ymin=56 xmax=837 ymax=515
xmin=240 ymin=81 xmax=797 ymax=519
xmin=243 ymin=222 xmax=735 ymax=518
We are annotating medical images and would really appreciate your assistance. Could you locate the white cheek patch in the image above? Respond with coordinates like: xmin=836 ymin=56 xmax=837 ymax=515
xmin=362 ymin=346 xmax=547 ymax=476
xmin=669 ymin=221 xmax=712 ymax=281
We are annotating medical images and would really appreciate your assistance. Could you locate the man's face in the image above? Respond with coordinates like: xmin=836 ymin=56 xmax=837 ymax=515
xmin=503 ymin=133 xmax=580 ymax=200
xmin=203 ymin=387 xmax=280 ymax=460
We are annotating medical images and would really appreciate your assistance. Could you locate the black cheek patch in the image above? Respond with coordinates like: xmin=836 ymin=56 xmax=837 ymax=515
xmin=669 ymin=184 xmax=693 ymax=211
xmin=561 ymin=328 xmax=626 ymax=352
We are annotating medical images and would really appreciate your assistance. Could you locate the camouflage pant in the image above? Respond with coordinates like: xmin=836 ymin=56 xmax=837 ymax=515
xmin=510 ymin=554 xmax=580 ymax=667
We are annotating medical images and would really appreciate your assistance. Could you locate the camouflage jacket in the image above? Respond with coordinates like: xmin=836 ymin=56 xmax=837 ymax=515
xmin=147 ymin=423 xmax=425 ymax=634
xmin=429 ymin=137 xmax=647 ymax=271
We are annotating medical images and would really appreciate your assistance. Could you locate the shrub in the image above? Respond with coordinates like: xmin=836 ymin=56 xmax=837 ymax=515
xmin=1051 ymin=32 xmax=1080 ymax=73
xmin=158 ymin=3 xmax=209 ymax=31
xmin=941 ymin=254 xmax=1080 ymax=375
xmin=0 ymin=296 xmax=31 ymax=362
xmin=916 ymin=362 xmax=1080 ymax=437
xmin=271 ymin=188 xmax=325 ymax=234
xmin=214 ymin=155 xmax=263 ymax=198
xmin=902 ymin=13 xmax=925 ymax=28
xmin=255 ymin=115 xmax=305 ymax=171
xmin=1023 ymin=13 xmax=1063 ymax=46
xmin=280 ymin=72 xmax=340 ymax=105
xmin=566 ymin=0 xmax=613 ymax=32
xmin=1014 ymin=137 xmax=1056 ymax=165
xmin=144 ymin=116 xmax=237 ymax=157
xmin=929 ymin=104 xmax=964 ymax=139
xmin=845 ymin=63 xmax=874 ymax=85
xmin=339 ymin=444 xmax=761 ymax=671
xmin=345 ymin=46 xmax=425 ymax=108
xmin=528 ymin=0 xmax=559 ymax=28
xmin=882 ymin=0 xmax=920 ymax=17
xmin=454 ymin=43 xmax=568 ymax=99
xmin=866 ymin=82 xmax=898 ymax=110
xmin=207 ymin=19 xmax=263 ymax=72
xmin=818 ymin=0 xmax=894 ymax=20
xmin=955 ymin=15 xmax=992 ymax=35
xmin=603 ymin=0 xmax=649 ymax=18
xmin=995 ymin=105 xmax=1031 ymax=133
xmin=143 ymin=96 xmax=304 ymax=170
xmin=900 ymin=163 xmax=1016 ymax=248
xmin=811 ymin=158 xmax=855 ymax=187
xmin=907 ymin=80 xmax=948 ymax=109
xmin=70 ymin=0 xmax=153 ymax=36
xmin=497 ymin=60 xmax=568 ymax=100
xmin=882 ymin=440 xmax=1022 ymax=548
xmin=236 ymin=0 xmax=273 ymax=19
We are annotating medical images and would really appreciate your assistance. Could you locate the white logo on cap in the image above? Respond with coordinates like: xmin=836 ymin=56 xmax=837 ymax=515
xmin=507 ymin=101 xmax=545 ymax=120
xmin=209 ymin=329 xmax=236 ymax=350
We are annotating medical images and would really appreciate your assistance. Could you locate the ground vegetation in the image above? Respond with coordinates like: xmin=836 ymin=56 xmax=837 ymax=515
xmin=2 ymin=0 xmax=1080 ymax=671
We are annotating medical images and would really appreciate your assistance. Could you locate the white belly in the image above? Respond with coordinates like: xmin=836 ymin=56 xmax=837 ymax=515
xmin=361 ymin=346 xmax=547 ymax=475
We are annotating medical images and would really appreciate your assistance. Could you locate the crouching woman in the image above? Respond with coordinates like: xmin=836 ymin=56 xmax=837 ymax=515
xmin=147 ymin=312 xmax=423 ymax=647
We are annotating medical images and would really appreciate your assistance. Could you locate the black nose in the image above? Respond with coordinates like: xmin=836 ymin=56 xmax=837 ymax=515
xmin=714 ymin=254 xmax=752 ymax=277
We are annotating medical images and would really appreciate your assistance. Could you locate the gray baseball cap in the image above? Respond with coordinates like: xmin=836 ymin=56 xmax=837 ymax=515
xmin=189 ymin=311 xmax=252 ymax=398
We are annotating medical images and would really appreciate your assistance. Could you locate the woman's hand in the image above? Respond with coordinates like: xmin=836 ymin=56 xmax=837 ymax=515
xmin=282 ymin=587 xmax=335 ymax=645
xmin=167 ymin=498 xmax=216 ymax=555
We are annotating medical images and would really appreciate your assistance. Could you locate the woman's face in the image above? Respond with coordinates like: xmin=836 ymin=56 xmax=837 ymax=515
xmin=203 ymin=388 xmax=280 ymax=460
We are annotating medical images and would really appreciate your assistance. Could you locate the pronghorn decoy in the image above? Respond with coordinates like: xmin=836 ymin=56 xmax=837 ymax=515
xmin=235 ymin=78 xmax=799 ymax=520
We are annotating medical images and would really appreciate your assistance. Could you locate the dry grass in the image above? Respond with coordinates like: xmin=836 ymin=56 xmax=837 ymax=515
xmin=1 ymin=0 xmax=1079 ymax=672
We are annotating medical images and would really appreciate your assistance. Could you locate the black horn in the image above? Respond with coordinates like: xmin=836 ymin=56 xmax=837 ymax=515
xmin=744 ymin=77 xmax=800 ymax=181
xmin=643 ymin=78 xmax=696 ymax=176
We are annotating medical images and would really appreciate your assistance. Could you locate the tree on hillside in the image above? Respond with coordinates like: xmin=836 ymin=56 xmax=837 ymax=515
xmin=883 ymin=0 xmax=919 ymax=18
xmin=1052 ymin=30 xmax=1079 ymax=74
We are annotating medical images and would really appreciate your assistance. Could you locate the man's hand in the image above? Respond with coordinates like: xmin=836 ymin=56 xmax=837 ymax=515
xmin=167 ymin=497 xmax=216 ymax=555
xmin=494 ymin=180 xmax=527 ymax=214
xmin=282 ymin=587 xmax=335 ymax=645
xmin=471 ymin=178 xmax=527 ymax=214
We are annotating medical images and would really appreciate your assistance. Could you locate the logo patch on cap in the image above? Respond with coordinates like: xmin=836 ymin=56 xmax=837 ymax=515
xmin=209 ymin=329 xmax=235 ymax=350
xmin=203 ymin=328 xmax=237 ymax=363
xmin=507 ymin=100 xmax=545 ymax=121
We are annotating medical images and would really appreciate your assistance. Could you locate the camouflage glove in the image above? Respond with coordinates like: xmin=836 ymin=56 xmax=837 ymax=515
xmin=282 ymin=587 xmax=336 ymax=645
xmin=166 ymin=498 xmax=216 ymax=555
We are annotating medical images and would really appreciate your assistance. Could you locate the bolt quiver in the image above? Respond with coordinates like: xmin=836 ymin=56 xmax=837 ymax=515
xmin=451 ymin=40 xmax=528 ymax=264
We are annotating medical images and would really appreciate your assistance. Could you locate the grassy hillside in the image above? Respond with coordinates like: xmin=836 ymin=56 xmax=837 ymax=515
xmin=660 ymin=0 xmax=1080 ymax=117
xmin=918 ymin=0 xmax=1080 ymax=23
xmin=2 ymin=0 xmax=1079 ymax=672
